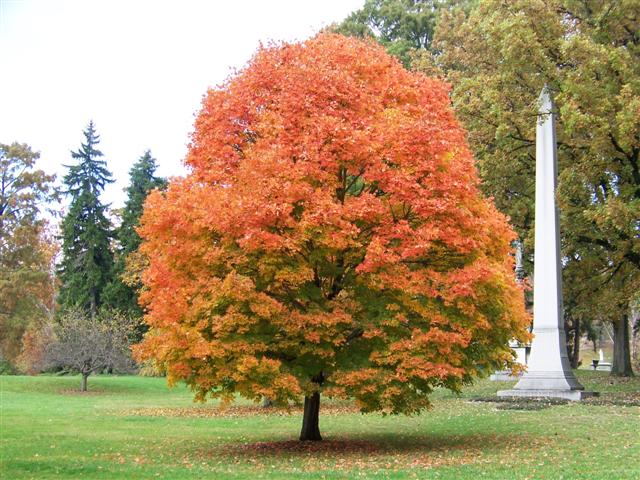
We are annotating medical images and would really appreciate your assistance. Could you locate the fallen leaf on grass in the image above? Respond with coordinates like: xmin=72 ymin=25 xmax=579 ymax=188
xmin=583 ymin=392 xmax=640 ymax=407
xmin=203 ymin=433 xmax=548 ymax=473
xmin=122 ymin=404 xmax=360 ymax=418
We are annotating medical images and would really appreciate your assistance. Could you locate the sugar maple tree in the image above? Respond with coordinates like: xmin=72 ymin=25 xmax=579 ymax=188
xmin=135 ymin=34 xmax=529 ymax=441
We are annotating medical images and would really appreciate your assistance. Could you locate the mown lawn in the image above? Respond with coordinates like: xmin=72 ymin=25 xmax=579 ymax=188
xmin=1 ymin=371 xmax=638 ymax=479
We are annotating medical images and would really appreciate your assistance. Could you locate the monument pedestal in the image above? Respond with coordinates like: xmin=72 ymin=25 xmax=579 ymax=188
xmin=497 ymin=368 xmax=596 ymax=400
xmin=497 ymin=388 xmax=596 ymax=401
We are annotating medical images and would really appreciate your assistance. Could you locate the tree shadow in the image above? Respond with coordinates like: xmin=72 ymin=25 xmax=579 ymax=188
xmin=57 ymin=388 xmax=108 ymax=396
xmin=217 ymin=431 xmax=538 ymax=465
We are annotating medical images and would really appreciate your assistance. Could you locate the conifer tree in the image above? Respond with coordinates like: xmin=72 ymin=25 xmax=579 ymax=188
xmin=104 ymin=150 xmax=166 ymax=319
xmin=58 ymin=121 xmax=114 ymax=317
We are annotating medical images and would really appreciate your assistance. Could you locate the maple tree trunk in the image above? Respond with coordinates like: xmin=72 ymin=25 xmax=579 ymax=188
xmin=300 ymin=391 xmax=322 ymax=441
xmin=611 ymin=314 xmax=634 ymax=377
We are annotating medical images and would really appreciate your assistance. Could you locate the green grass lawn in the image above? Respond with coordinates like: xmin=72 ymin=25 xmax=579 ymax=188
xmin=1 ymin=371 xmax=638 ymax=479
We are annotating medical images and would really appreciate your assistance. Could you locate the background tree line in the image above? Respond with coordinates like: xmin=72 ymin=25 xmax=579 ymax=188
xmin=0 ymin=121 xmax=165 ymax=380
xmin=2 ymin=0 xmax=637 ymax=380
xmin=332 ymin=0 xmax=639 ymax=376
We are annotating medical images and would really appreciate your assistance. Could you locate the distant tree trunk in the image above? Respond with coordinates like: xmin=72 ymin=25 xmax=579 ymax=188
xmin=261 ymin=396 xmax=273 ymax=408
xmin=81 ymin=373 xmax=89 ymax=392
xmin=570 ymin=317 xmax=581 ymax=369
xmin=300 ymin=391 xmax=322 ymax=441
xmin=632 ymin=309 xmax=639 ymax=365
xmin=611 ymin=313 xmax=634 ymax=377
xmin=89 ymin=289 xmax=97 ymax=319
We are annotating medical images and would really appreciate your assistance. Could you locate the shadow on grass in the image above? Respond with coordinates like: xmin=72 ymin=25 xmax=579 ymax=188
xmin=57 ymin=388 xmax=109 ymax=396
xmin=55 ymin=382 xmax=144 ymax=396
xmin=210 ymin=431 xmax=540 ymax=470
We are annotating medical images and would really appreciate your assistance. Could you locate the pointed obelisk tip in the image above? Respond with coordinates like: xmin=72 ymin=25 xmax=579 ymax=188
xmin=538 ymin=85 xmax=553 ymax=114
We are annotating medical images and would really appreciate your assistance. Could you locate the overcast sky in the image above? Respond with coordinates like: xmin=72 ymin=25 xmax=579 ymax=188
xmin=0 ymin=0 xmax=363 ymax=209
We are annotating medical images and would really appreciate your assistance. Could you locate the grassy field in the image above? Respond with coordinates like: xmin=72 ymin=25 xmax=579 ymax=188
xmin=1 ymin=371 xmax=638 ymax=479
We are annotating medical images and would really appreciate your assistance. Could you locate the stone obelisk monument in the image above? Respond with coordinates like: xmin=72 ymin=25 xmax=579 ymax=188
xmin=498 ymin=87 xmax=593 ymax=401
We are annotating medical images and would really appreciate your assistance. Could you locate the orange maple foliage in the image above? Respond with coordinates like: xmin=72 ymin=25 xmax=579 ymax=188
xmin=135 ymin=34 xmax=530 ymax=437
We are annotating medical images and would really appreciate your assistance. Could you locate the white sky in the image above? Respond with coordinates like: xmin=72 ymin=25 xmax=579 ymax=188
xmin=0 ymin=0 xmax=363 ymax=209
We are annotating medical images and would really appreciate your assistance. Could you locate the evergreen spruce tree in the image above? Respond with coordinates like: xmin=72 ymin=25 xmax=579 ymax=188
xmin=103 ymin=150 xmax=166 ymax=321
xmin=58 ymin=121 xmax=114 ymax=317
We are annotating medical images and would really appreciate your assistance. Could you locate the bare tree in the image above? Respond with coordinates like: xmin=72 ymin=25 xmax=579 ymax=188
xmin=44 ymin=310 xmax=137 ymax=391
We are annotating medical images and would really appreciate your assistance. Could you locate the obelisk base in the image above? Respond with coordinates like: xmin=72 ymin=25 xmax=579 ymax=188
xmin=498 ymin=368 xmax=595 ymax=401
xmin=497 ymin=388 xmax=597 ymax=401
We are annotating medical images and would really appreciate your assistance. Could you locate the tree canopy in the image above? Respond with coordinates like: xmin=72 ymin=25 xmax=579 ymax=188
xmin=332 ymin=0 xmax=475 ymax=66
xmin=0 ymin=142 xmax=57 ymax=364
xmin=425 ymin=0 xmax=639 ymax=374
xmin=135 ymin=34 xmax=529 ymax=440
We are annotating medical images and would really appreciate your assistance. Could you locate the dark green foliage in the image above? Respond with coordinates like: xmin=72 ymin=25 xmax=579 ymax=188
xmin=332 ymin=0 xmax=475 ymax=67
xmin=103 ymin=151 xmax=166 ymax=322
xmin=119 ymin=150 xmax=166 ymax=258
xmin=0 ymin=357 xmax=17 ymax=375
xmin=58 ymin=121 xmax=114 ymax=317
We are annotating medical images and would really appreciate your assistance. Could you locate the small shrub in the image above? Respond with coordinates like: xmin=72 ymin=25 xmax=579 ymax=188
xmin=0 ymin=357 xmax=17 ymax=375
xmin=137 ymin=359 xmax=166 ymax=377
xmin=16 ymin=323 xmax=54 ymax=374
